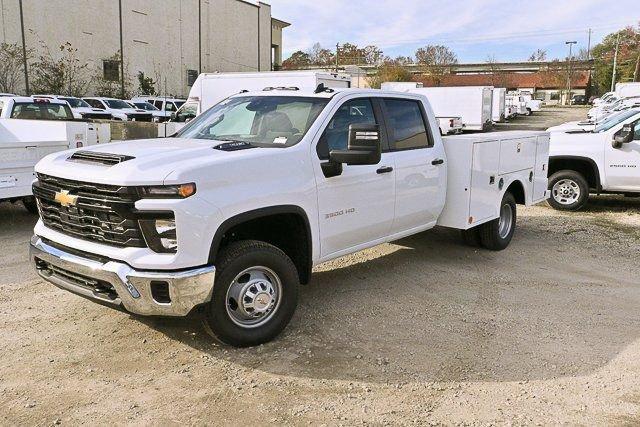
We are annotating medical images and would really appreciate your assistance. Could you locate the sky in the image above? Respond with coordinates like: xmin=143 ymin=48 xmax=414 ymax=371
xmin=267 ymin=0 xmax=640 ymax=63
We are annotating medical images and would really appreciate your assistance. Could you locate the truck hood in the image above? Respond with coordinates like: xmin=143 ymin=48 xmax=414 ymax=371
xmin=35 ymin=138 xmax=261 ymax=185
xmin=549 ymin=131 xmax=604 ymax=155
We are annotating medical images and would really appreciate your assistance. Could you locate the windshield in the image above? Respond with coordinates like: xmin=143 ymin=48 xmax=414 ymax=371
xmin=174 ymin=102 xmax=198 ymax=122
xmin=176 ymin=96 xmax=328 ymax=146
xmin=60 ymin=97 xmax=90 ymax=108
xmin=174 ymin=101 xmax=185 ymax=109
xmin=11 ymin=102 xmax=74 ymax=120
xmin=134 ymin=102 xmax=159 ymax=111
xmin=104 ymin=99 xmax=133 ymax=109
xmin=593 ymin=109 xmax=640 ymax=133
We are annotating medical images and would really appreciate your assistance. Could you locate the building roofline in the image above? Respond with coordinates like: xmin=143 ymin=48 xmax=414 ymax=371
xmin=272 ymin=17 xmax=291 ymax=27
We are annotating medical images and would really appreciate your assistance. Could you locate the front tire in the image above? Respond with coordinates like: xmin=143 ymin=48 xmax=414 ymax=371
xmin=548 ymin=170 xmax=589 ymax=211
xmin=479 ymin=192 xmax=517 ymax=251
xmin=22 ymin=197 xmax=38 ymax=214
xmin=202 ymin=240 xmax=299 ymax=347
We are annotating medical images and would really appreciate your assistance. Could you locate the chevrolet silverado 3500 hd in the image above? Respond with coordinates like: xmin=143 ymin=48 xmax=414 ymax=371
xmin=29 ymin=88 xmax=550 ymax=347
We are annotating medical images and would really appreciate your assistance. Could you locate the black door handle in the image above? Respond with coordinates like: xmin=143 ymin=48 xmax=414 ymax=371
xmin=376 ymin=166 xmax=393 ymax=174
xmin=431 ymin=159 xmax=444 ymax=166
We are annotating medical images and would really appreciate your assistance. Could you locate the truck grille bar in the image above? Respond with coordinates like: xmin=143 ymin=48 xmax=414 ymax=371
xmin=33 ymin=174 xmax=146 ymax=248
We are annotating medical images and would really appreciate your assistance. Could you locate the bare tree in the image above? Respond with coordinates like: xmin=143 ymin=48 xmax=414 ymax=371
xmin=528 ymin=49 xmax=547 ymax=62
xmin=486 ymin=55 xmax=509 ymax=87
xmin=29 ymin=35 xmax=90 ymax=96
xmin=0 ymin=42 xmax=31 ymax=94
xmin=415 ymin=45 xmax=457 ymax=84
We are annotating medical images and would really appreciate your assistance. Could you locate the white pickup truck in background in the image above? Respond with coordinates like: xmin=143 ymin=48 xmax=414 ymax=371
xmin=0 ymin=118 xmax=100 ymax=212
xmin=547 ymin=108 xmax=640 ymax=210
xmin=29 ymin=87 xmax=549 ymax=347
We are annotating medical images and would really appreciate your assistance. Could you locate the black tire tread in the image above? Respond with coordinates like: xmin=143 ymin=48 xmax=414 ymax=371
xmin=202 ymin=240 xmax=299 ymax=347
xmin=547 ymin=170 xmax=589 ymax=211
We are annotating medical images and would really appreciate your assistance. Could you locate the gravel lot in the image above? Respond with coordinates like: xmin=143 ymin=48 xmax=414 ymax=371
xmin=3 ymin=107 xmax=640 ymax=425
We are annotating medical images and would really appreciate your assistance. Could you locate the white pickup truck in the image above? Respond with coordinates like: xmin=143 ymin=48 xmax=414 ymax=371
xmin=29 ymin=88 xmax=549 ymax=347
xmin=547 ymin=108 xmax=640 ymax=210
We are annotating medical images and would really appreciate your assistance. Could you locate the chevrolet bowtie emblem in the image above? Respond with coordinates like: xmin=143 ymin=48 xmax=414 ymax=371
xmin=54 ymin=190 xmax=79 ymax=207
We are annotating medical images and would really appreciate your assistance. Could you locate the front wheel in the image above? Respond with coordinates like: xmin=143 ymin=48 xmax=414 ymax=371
xmin=22 ymin=197 xmax=38 ymax=214
xmin=202 ymin=240 xmax=299 ymax=347
xmin=479 ymin=192 xmax=517 ymax=251
xmin=547 ymin=170 xmax=589 ymax=211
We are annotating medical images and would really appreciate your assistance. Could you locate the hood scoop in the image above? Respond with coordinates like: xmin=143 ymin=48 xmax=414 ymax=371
xmin=68 ymin=150 xmax=135 ymax=166
xmin=213 ymin=141 xmax=256 ymax=152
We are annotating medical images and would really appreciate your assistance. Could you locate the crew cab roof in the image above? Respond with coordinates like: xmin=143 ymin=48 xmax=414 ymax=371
xmin=227 ymin=88 xmax=429 ymax=100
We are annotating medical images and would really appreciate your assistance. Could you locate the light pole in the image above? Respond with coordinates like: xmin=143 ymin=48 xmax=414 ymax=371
xmin=565 ymin=41 xmax=577 ymax=105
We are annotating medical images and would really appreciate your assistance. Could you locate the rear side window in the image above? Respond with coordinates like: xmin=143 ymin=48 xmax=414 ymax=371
xmin=154 ymin=100 xmax=163 ymax=109
xmin=383 ymin=99 xmax=430 ymax=150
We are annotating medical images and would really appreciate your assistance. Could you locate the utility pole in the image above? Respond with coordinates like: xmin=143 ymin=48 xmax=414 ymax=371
xmin=118 ymin=0 xmax=125 ymax=99
xmin=198 ymin=0 xmax=202 ymax=74
xmin=634 ymin=52 xmax=640 ymax=82
xmin=611 ymin=34 xmax=620 ymax=92
xmin=335 ymin=43 xmax=340 ymax=72
xmin=565 ymin=41 xmax=577 ymax=105
xmin=18 ymin=0 xmax=29 ymax=95
xmin=587 ymin=28 xmax=592 ymax=60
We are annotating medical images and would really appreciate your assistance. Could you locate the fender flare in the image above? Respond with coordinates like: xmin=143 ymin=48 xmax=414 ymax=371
xmin=208 ymin=205 xmax=313 ymax=284
xmin=549 ymin=155 xmax=602 ymax=191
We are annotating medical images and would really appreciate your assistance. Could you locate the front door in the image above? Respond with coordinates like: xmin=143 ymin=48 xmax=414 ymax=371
xmin=605 ymin=118 xmax=640 ymax=191
xmin=314 ymin=97 xmax=395 ymax=259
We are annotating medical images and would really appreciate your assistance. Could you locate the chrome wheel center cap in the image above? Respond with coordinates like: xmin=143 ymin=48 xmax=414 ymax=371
xmin=253 ymin=291 xmax=273 ymax=312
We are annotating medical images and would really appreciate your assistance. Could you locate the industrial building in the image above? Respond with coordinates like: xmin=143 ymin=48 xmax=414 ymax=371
xmin=0 ymin=0 xmax=290 ymax=97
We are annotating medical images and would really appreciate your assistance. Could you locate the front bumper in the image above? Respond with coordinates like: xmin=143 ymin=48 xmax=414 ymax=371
xmin=29 ymin=236 xmax=215 ymax=317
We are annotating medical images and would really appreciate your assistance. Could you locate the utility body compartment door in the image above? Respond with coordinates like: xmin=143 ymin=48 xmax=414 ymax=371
xmin=533 ymin=135 xmax=550 ymax=201
xmin=499 ymin=136 xmax=537 ymax=174
xmin=469 ymin=140 xmax=501 ymax=224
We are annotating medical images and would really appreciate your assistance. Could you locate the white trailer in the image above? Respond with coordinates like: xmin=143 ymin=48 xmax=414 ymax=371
xmin=615 ymin=82 xmax=640 ymax=98
xmin=492 ymin=88 xmax=506 ymax=122
xmin=407 ymin=86 xmax=494 ymax=131
xmin=0 ymin=119 xmax=94 ymax=212
xmin=182 ymin=71 xmax=352 ymax=118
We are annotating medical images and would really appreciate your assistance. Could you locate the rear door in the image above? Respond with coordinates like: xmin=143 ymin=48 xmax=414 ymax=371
xmin=314 ymin=97 xmax=396 ymax=259
xmin=381 ymin=97 xmax=447 ymax=234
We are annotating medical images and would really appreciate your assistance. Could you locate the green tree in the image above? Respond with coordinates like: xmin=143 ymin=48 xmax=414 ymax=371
xmin=368 ymin=60 xmax=414 ymax=89
xmin=591 ymin=24 xmax=640 ymax=94
xmin=282 ymin=50 xmax=312 ymax=70
xmin=137 ymin=71 xmax=156 ymax=95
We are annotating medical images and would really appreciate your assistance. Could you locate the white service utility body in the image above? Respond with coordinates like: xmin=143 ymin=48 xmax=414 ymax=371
xmin=29 ymin=88 xmax=549 ymax=347
xmin=0 ymin=118 xmax=102 ymax=211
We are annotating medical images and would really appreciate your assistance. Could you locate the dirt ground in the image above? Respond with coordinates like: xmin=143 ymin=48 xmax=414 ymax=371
xmin=3 ymin=107 xmax=640 ymax=425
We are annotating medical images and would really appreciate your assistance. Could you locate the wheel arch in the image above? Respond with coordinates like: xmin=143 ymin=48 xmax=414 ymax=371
xmin=208 ymin=205 xmax=313 ymax=285
xmin=548 ymin=155 xmax=602 ymax=191
xmin=504 ymin=179 xmax=526 ymax=205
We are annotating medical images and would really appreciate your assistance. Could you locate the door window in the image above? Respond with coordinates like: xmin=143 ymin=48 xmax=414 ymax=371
xmin=165 ymin=102 xmax=176 ymax=112
xmin=383 ymin=99 xmax=430 ymax=150
xmin=317 ymin=98 xmax=377 ymax=160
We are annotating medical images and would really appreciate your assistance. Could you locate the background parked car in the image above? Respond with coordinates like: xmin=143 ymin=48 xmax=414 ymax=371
xmin=128 ymin=100 xmax=171 ymax=122
xmin=131 ymin=96 xmax=186 ymax=116
xmin=83 ymin=97 xmax=154 ymax=121
xmin=571 ymin=95 xmax=588 ymax=105
xmin=33 ymin=95 xmax=112 ymax=120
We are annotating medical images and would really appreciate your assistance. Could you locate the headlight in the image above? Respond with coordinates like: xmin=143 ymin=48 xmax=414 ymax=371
xmin=138 ymin=183 xmax=196 ymax=198
xmin=139 ymin=217 xmax=178 ymax=253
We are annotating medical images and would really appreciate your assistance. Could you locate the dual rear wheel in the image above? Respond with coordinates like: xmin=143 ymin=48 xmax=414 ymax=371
xmin=462 ymin=192 xmax=517 ymax=251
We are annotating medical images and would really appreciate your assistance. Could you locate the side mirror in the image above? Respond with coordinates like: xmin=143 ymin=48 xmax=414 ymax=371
xmin=329 ymin=123 xmax=382 ymax=165
xmin=170 ymin=112 xmax=177 ymax=121
xmin=613 ymin=123 xmax=635 ymax=148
